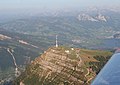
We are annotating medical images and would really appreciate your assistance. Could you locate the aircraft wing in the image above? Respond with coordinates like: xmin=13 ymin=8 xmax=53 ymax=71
xmin=91 ymin=50 xmax=120 ymax=85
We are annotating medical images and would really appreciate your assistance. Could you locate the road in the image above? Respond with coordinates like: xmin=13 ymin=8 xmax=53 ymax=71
xmin=85 ymin=68 xmax=90 ymax=77
xmin=7 ymin=48 xmax=20 ymax=77
xmin=7 ymin=48 xmax=18 ymax=68
xmin=76 ymin=53 xmax=82 ymax=67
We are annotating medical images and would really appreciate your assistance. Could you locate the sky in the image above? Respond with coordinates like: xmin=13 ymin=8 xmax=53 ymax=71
xmin=0 ymin=0 xmax=120 ymax=12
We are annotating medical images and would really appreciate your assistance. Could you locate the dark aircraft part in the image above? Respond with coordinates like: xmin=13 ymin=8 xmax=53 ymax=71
xmin=91 ymin=50 xmax=120 ymax=85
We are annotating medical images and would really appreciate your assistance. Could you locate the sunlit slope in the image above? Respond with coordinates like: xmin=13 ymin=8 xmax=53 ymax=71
xmin=14 ymin=46 xmax=112 ymax=85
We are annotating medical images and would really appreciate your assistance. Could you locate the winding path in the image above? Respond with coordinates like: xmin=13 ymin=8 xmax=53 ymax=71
xmin=85 ymin=68 xmax=90 ymax=77
xmin=7 ymin=48 xmax=18 ymax=68
xmin=7 ymin=48 xmax=20 ymax=77
xmin=87 ymin=77 xmax=94 ymax=83
xmin=76 ymin=52 xmax=82 ymax=67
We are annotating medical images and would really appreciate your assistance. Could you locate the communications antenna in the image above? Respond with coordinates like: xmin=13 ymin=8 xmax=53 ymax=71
xmin=56 ymin=35 xmax=58 ymax=47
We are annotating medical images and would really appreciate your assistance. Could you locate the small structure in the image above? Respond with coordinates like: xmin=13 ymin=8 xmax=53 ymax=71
xmin=20 ymin=82 xmax=25 ymax=85
xmin=52 ymin=49 xmax=55 ymax=52
xmin=15 ymin=67 xmax=21 ymax=77
xmin=44 ymin=51 xmax=47 ymax=53
xmin=71 ymin=48 xmax=74 ymax=50
xmin=65 ymin=50 xmax=70 ymax=54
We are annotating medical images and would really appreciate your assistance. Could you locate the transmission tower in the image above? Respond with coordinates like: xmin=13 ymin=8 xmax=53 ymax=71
xmin=56 ymin=35 xmax=58 ymax=47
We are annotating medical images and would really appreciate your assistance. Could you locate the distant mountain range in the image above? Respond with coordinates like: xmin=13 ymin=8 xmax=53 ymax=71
xmin=1 ymin=8 xmax=120 ymax=49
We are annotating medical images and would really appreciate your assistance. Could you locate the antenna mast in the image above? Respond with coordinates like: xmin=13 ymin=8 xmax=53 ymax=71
xmin=56 ymin=35 xmax=58 ymax=47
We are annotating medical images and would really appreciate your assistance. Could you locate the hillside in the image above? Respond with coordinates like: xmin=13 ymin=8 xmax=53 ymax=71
xmin=14 ymin=46 xmax=112 ymax=85
xmin=0 ymin=29 xmax=43 ymax=82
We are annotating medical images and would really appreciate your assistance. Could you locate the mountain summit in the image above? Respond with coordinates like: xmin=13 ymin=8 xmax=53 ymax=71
xmin=14 ymin=46 xmax=112 ymax=85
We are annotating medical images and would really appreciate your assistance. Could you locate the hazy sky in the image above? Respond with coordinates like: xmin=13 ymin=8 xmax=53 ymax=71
xmin=0 ymin=0 xmax=120 ymax=11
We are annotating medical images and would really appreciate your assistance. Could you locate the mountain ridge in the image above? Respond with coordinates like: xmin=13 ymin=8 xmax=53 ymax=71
xmin=14 ymin=46 xmax=112 ymax=85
